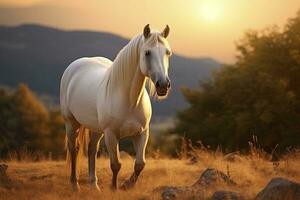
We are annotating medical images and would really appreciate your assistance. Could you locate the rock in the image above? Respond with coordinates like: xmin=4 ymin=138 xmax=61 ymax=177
xmin=193 ymin=168 xmax=236 ymax=187
xmin=0 ymin=164 xmax=8 ymax=178
xmin=161 ymin=186 xmax=180 ymax=200
xmin=223 ymin=153 xmax=243 ymax=162
xmin=255 ymin=177 xmax=300 ymax=200
xmin=0 ymin=163 xmax=11 ymax=188
xmin=211 ymin=190 xmax=244 ymax=200
xmin=155 ymin=186 xmax=203 ymax=200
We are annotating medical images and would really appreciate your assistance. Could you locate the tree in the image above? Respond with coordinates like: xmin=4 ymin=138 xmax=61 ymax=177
xmin=47 ymin=110 xmax=65 ymax=157
xmin=0 ymin=84 xmax=65 ymax=158
xmin=12 ymin=84 xmax=50 ymax=150
xmin=0 ymin=88 xmax=18 ymax=153
xmin=171 ymin=11 xmax=300 ymax=152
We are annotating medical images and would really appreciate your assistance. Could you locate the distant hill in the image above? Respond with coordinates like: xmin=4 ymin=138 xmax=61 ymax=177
xmin=0 ymin=24 xmax=221 ymax=119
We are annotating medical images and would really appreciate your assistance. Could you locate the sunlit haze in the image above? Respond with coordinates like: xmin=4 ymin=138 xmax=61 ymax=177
xmin=199 ymin=1 xmax=223 ymax=22
xmin=0 ymin=0 xmax=299 ymax=62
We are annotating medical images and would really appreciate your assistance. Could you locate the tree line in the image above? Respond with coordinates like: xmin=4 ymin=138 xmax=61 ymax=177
xmin=0 ymin=84 xmax=65 ymax=159
xmin=171 ymin=11 xmax=300 ymax=153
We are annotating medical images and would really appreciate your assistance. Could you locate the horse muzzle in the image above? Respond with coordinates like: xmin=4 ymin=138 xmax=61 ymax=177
xmin=155 ymin=78 xmax=171 ymax=96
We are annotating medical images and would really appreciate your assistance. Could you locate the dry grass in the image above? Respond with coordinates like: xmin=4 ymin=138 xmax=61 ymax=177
xmin=1 ymin=149 xmax=300 ymax=200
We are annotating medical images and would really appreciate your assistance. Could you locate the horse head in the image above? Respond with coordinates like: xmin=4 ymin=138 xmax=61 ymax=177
xmin=139 ymin=24 xmax=172 ymax=97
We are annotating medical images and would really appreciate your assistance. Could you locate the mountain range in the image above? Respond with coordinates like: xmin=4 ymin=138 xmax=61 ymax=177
xmin=0 ymin=24 xmax=221 ymax=120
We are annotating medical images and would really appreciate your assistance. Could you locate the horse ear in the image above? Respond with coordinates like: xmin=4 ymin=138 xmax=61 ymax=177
xmin=143 ymin=24 xmax=151 ymax=38
xmin=161 ymin=25 xmax=170 ymax=38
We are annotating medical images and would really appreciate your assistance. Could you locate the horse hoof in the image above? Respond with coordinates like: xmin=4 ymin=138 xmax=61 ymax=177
xmin=120 ymin=180 xmax=135 ymax=190
xmin=72 ymin=182 xmax=80 ymax=191
xmin=110 ymin=185 xmax=118 ymax=191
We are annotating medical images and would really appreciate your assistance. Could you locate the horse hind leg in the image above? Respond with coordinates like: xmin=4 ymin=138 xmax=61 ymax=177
xmin=65 ymin=118 xmax=81 ymax=191
xmin=120 ymin=129 xmax=149 ymax=190
xmin=88 ymin=131 xmax=103 ymax=191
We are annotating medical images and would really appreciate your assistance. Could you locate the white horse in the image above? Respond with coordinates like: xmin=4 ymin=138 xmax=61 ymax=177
xmin=60 ymin=24 xmax=172 ymax=190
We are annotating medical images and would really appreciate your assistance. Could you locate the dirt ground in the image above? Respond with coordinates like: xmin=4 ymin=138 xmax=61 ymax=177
xmin=1 ymin=151 xmax=300 ymax=200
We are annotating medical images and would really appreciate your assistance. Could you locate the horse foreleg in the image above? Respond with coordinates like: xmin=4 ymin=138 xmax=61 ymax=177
xmin=104 ymin=129 xmax=121 ymax=190
xmin=66 ymin=122 xmax=80 ymax=191
xmin=88 ymin=131 xmax=103 ymax=191
xmin=121 ymin=129 xmax=149 ymax=190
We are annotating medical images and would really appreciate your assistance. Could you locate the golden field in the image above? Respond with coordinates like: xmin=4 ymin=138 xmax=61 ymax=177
xmin=1 ymin=149 xmax=300 ymax=200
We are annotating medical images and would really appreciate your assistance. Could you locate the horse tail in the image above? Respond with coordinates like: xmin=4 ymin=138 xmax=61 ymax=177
xmin=65 ymin=126 xmax=90 ymax=176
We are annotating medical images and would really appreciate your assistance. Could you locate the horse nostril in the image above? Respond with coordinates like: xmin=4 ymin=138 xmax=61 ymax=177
xmin=155 ymin=81 xmax=160 ymax=88
xmin=166 ymin=78 xmax=171 ymax=89
xmin=167 ymin=81 xmax=171 ymax=89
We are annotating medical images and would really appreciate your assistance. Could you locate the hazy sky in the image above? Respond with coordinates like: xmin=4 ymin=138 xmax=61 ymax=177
xmin=0 ymin=0 xmax=299 ymax=62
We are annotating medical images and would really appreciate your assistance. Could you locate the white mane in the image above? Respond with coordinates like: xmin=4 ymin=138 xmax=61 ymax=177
xmin=107 ymin=34 xmax=143 ymax=91
xmin=105 ymin=32 xmax=170 ymax=104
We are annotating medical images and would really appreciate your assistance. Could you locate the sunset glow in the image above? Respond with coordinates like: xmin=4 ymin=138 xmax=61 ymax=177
xmin=0 ymin=0 xmax=299 ymax=62
xmin=199 ymin=1 xmax=223 ymax=22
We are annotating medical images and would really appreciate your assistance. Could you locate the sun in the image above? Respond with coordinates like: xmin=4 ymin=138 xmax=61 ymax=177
xmin=199 ymin=1 xmax=223 ymax=22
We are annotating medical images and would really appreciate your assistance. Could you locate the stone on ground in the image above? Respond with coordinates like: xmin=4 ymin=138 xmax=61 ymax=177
xmin=255 ymin=177 xmax=300 ymax=200
xmin=0 ymin=164 xmax=12 ymax=188
xmin=211 ymin=190 xmax=244 ymax=200
xmin=193 ymin=168 xmax=237 ymax=187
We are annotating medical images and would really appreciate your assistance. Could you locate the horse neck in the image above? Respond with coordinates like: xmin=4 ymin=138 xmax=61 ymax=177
xmin=109 ymin=35 xmax=146 ymax=108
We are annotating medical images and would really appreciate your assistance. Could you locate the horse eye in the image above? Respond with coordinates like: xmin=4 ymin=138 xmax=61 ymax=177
xmin=145 ymin=50 xmax=151 ymax=56
xmin=166 ymin=50 xmax=171 ymax=56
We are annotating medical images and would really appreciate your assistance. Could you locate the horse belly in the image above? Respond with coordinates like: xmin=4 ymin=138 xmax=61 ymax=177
xmin=67 ymin=80 xmax=100 ymax=131
xmin=62 ymin=57 xmax=110 ymax=131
